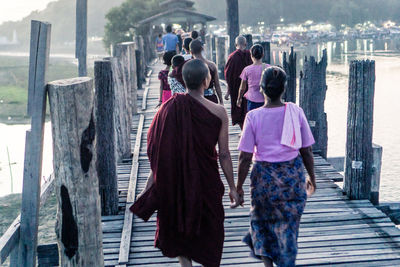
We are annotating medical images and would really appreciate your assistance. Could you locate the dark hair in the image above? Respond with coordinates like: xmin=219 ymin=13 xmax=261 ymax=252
xmin=158 ymin=33 xmax=162 ymax=38
xmin=183 ymin=59 xmax=209 ymax=90
xmin=189 ymin=39 xmax=203 ymax=55
xmin=251 ymin=44 xmax=264 ymax=60
xmin=163 ymin=51 xmax=176 ymax=66
xmin=172 ymin=55 xmax=185 ymax=67
xmin=260 ymin=66 xmax=286 ymax=100
xmin=183 ymin=37 xmax=192 ymax=52
xmin=191 ymin=31 xmax=199 ymax=39
xmin=166 ymin=24 xmax=172 ymax=33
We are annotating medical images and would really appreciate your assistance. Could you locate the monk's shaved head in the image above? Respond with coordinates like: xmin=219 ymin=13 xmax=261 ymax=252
xmin=183 ymin=59 xmax=209 ymax=90
xmin=235 ymin=35 xmax=247 ymax=48
xmin=189 ymin=39 xmax=203 ymax=55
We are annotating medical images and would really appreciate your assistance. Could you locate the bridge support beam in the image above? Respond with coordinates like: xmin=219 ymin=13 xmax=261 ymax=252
xmin=48 ymin=77 xmax=104 ymax=266
xmin=283 ymin=46 xmax=297 ymax=103
xmin=216 ymin=36 xmax=227 ymax=79
xmin=345 ymin=60 xmax=377 ymax=202
xmin=299 ymin=49 xmax=328 ymax=159
xmin=226 ymin=0 xmax=239 ymax=54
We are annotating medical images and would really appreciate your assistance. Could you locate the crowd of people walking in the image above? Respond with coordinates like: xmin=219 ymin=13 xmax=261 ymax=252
xmin=131 ymin=24 xmax=317 ymax=267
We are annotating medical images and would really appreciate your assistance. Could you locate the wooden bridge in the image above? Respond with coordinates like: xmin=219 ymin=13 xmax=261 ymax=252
xmin=1 ymin=16 xmax=400 ymax=267
xmin=99 ymin=62 xmax=400 ymax=266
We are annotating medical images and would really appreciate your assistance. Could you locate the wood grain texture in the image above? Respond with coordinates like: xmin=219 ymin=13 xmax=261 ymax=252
xmin=118 ymin=115 xmax=144 ymax=264
xmin=95 ymin=60 xmax=119 ymax=215
xmin=18 ymin=20 xmax=51 ymax=267
xmin=76 ymin=0 xmax=87 ymax=76
xmin=108 ymin=57 xmax=132 ymax=161
xmin=48 ymin=77 xmax=104 ymax=266
xmin=216 ymin=36 xmax=227 ymax=79
xmin=283 ymin=46 xmax=297 ymax=103
xmin=299 ymin=49 xmax=328 ymax=158
xmin=261 ymin=41 xmax=271 ymax=64
xmin=226 ymin=0 xmax=239 ymax=54
xmin=344 ymin=60 xmax=376 ymax=200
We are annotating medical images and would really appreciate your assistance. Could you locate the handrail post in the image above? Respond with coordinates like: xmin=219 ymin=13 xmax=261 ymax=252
xmin=18 ymin=20 xmax=51 ymax=267
xmin=48 ymin=77 xmax=104 ymax=266
xmin=344 ymin=60 xmax=376 ymax=200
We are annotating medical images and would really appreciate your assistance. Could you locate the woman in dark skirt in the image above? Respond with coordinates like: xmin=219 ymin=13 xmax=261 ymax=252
xmin=237 ymin=66 xmax=317 ymax=267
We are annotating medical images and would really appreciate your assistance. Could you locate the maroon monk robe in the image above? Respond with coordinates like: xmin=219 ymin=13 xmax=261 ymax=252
xmin=224 ymin=49 xmax=252 ymax=126
xmin=130 ymin=94 xmax=225 ymax=267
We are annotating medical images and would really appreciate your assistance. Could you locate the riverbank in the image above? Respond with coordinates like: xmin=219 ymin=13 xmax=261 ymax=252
xmin=0 ymin=192 xmax=57 ymax=262
xmin=0 ymin=54 xmax=95 ymax=124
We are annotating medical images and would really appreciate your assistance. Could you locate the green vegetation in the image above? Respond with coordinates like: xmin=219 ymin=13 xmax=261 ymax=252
xmin=0 ymin=56 xmax=93 ymax=124
xmin=103 ymin=0 xmax=163 ymax=48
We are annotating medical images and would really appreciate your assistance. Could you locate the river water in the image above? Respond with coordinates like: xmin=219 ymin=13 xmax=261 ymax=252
xmin=271 ymin=38 xmax=400 ymax=202
xmin=1 ymin=39 xmax=400 ymax=202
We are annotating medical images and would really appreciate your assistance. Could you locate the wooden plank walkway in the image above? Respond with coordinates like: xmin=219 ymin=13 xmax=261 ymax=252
xmin=102 ymin=62 xmax=400 ymax=266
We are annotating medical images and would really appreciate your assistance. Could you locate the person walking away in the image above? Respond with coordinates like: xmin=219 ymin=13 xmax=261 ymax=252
xmin=191 ymin=30 xmax=199 ymax=40
xmin=177 ymin=31 xmax=183 ymax=53
xmin=130 ymin=59 xmax=241 ymax=267
xmin=224 ymin=36 xmax=252 ymax=129
xmin=237 ymin=44 xmax=269 ymax=111
xmin=163 ymin=24 xmax=179 ymax=54
xmin=155 ymin=34 xmax=164 ymax=62
xmin=157 ymin=51 xmax=175 ymax=106
xmin=190 ymin=39 xmax=223 ymax=104
xmin=182 ymin=37 xmax=193 ymax=61
xmin=169 ymin=55 xmax=186 ymax=95
xmin=236 ymin=66 xmax=317 ymax=267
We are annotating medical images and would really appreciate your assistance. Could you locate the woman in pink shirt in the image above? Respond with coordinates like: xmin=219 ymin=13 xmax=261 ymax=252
xmin=237 ymin=44 xmax=269 ymax=111
xmin=237 ymin=66 xmax=317 ymax=267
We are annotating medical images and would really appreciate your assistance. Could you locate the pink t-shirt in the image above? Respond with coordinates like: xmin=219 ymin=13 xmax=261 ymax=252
xmin=238 ymin=105 xmax=315 ymax=162
xmin=240 ymin=64 xmax=269 ymax=103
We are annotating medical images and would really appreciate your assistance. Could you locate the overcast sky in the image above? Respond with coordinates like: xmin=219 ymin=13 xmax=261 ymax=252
xmin=0 ymin=0 xmax=55 ymax=24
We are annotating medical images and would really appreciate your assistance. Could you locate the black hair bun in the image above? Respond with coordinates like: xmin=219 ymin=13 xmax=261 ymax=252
xmin=260 ymin=66 xmax=287 ymax=101
xmin=251 ymin=44 xmax=264 ymax=60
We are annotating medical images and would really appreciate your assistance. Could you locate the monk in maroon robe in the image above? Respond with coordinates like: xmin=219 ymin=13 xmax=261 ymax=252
xmin=130 ymin=59 xmax=240 ymax=267
xmin=224 ymin=36 xmax=252 ymax=129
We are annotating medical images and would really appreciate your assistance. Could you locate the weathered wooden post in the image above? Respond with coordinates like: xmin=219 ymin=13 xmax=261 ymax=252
xmin=136 ymin=50 xmax=144 ymax=89
xmin=211 ymin=35 xmax=217 ymax=63
xmin=216 ymin=36 xmax=227 ymax=79
xmin=135 ymin=35 xmax=146 ymax=88
xmin=124 ymin=42 xmax=138 ymax=115
xmin=17 ymin=20 xmax=51 ymax=267
xmin=205 ymin=34 xmax=212 ymax=59
xmin=261 ymin=41 xmax=271 ymax=64
xmin=137 ymin=35 xmax=147 ymax=71
xmin=114 ymin=43 xmax=133 ymax=120
xmin=107 ymin=57 xmax=132 ymax=161
xmin=344 ymin=60 xmax=376 ymax=201
xmin=371 ymin=144 xmax=383 ymax=205
xmin=94 ymin=60 xmax=119 ymax=215
xmin=244 ymin=34 xmax=253 ymax=49
xmin=226 ymin=0 xmax=239 ymax=54
xmin=283 ymin=46 xmax=297 ymax=103
xmin=76 ymin=0 xmax=87 ymax=77
xmin=48 ymin=77 xmax=104 ymax=266
xmin=299 ymin=49 xmax=328 ymax=158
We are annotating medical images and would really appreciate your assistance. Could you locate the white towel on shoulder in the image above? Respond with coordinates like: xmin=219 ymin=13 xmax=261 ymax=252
xmin=281 ymin=102 xmax=302 ymax=150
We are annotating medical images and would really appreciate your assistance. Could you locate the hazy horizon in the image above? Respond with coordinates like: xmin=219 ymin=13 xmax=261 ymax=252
xmin=0 ymin=0 xmax=55 ymax=24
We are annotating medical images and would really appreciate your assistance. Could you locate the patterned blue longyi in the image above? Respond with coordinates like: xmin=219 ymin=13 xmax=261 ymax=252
xmin=243 ymin=156 xmax=307 ymax=267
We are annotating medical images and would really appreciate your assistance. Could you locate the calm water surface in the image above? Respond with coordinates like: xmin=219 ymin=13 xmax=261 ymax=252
xmin=1 ymin=40 xmax=400 ymax=202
